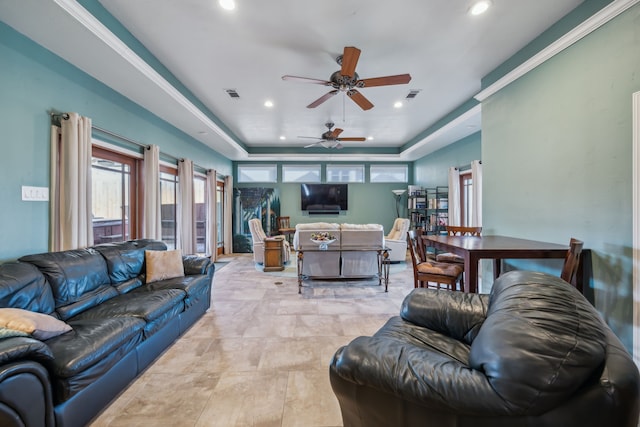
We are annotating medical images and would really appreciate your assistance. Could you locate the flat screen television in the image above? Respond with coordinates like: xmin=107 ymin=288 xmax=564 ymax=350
xmin=300 ymin=183 xmax=348 ymax=212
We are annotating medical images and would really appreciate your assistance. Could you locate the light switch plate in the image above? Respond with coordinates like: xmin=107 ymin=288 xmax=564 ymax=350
xmin=22 ymin=186 xmax=49 ymax=201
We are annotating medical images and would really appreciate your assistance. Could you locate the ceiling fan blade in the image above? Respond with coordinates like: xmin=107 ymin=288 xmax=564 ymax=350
xmin=340 ymin=46 xmax=361 ymax=78
xmin=282 ymin=75 xmax=332 ymax=85
xmin=347 ymin=89 xmax=374 ymax=111
xmin=304 ymin=141 xmax=325 ymax=148
xmin=333 ymin=142 xmax=344 ymax=149
xmin=307 ymin=90 xmax=339 ymax=108
xmin=358 ymin=74 xmax=412 ymax=87
xmin=337 ymin=137 xmax=367 ymax=142
xmin=330 ymin=128 xmax=344 ymax=139
xmin=298 ymin=136 xmax=323 ymax=140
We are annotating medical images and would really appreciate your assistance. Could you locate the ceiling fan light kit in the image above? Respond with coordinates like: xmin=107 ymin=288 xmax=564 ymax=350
xmin=282 ymin=46 xmax=411 ymax=111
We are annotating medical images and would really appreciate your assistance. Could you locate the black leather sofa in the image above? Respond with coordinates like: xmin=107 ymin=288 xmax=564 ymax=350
xmin=0 ymin=239 xmax=214 ymax=427
xmin=330 ymin=270 xmax=640 ymax=427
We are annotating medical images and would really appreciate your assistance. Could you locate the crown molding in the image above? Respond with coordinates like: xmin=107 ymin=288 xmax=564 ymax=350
xmin=475 ymin=0 xmax=640 ymax=102
xmin=52 ymin=0 xmax=247 ymax=157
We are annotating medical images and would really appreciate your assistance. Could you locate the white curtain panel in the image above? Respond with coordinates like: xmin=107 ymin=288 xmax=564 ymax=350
xmin=50 ymin=112 xmax=93 ymax=251
xmin=224 ymin=175 xmax=233 ymax=254
xmin=177 ymin=159 xmax=195 ymax=254
xmin=471 ymin=160 xmax=483 ymax=227
xmin=205 ymin=169 xmax=218 ymax=261
xmin=142 ymin=145 xmax=162 ymax=240
xmin=448 ymin=167 xmax=461 ymax=227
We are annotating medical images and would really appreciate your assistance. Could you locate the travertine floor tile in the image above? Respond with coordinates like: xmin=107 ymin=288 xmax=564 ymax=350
xmin=89 ymin=254 xmax=415 ymax=427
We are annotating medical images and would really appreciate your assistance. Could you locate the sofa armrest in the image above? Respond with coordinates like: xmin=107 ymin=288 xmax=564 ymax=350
xmin=0 ymin=360 xmax=55 ymax=427
xmin=0 ymin=337 xmax=55 ymax=427
xmin=182 ymin=255 xmax=215 ymax=278
xmin=0 ymin=337 xmax=54 ymax=367
xmin=400 ymin=288 xmax=488 ymax=344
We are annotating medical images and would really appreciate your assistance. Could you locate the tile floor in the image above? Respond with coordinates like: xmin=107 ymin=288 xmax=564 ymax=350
xmin=89 ymin=252 xmax=416 ymax=427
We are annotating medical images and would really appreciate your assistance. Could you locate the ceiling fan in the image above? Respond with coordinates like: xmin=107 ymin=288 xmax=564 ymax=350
xmin=282 ymin=46 xmax=411 ymax=111
xmin=299 ymin=122 xmax=366 ymax=149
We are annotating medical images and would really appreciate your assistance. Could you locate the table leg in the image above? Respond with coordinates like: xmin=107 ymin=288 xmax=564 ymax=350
xmin=382 ymin=250 xmax=390 ymax=292
xmin=464 ymin=254 xmax=479 ymax=293
xmin=297 ymin=250 xmax=303 ymax=294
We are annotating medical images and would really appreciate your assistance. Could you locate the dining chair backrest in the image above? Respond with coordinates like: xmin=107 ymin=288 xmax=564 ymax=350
xmin=445 ymin=226 xmax=482 ymax=236
xmin=408 ymin=229 xmax=427 ymax=262
xmin=277 ymin=216 xmax=291 ymax=231
xmin=560 ymin=238 xmax=584 ymax=285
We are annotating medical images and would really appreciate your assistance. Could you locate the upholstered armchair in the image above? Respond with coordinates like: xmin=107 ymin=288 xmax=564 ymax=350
xmin=248 ymin=218 xmax=290 ymax=264
xmin=384 ymin=218 xmax=410 ymax=262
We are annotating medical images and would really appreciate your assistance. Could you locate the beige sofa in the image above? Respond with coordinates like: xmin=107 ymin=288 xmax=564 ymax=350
xmin=293 ymin=222 xmax=384 ymax=278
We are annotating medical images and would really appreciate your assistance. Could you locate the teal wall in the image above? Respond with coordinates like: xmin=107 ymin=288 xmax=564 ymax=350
xmin=413 ymin=132 xmax=482 ymax=187
xmin=0 ymin=22 xmax=231 ymax=261
xmin=482 ymin=4 xmax=640 ymax=349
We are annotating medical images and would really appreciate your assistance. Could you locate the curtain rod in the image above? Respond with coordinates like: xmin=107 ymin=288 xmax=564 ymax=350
xmin=50 ymin=112 xmax=214 ymax=173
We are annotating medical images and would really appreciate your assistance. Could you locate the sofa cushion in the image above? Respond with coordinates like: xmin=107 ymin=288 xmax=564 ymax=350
xmin=47 ymin=316 xmax=145 ymax=402
xmin=0 ymin=261 xmax=56 ymax=315
xmin=0 ymin=308 xmax=72 ymax=340
xmin=469 ymin=270 xmax=607 ymax=413
xmin=145 ymin=275 xmax=211 ymax=308
xmin=145 ymin=249 xmax=184 ymax=283
xmin=94 ymin=239 xmax=167 ymax=287
xmin=19 ymin=249 xmax=115 ymax=320
xmin=70 ymin=288 xmax=185 ymax=324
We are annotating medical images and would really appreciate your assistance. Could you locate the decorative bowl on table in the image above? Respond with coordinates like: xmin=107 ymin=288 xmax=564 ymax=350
xmin=310 ymin=232 xmax=336 ymax=251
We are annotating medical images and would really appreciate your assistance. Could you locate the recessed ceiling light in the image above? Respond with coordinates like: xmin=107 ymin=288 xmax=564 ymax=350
xmin=279 ymin=136 xmax=286 ymax=140
xmin=264 ymin=100 xmax=274 ymax=108
xmin=219 ymin=0 xmax=235 ymax=11
xmin=469 ymin=0 xmax=491 ymax=16
xmin=394 ymin=101 xmax=403 ymax=109
xmin=367 ymin=136 xmax=374 ymax=141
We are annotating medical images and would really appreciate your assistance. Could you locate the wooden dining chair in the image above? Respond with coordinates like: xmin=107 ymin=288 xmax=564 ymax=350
xmin=560 ymin=237 xmax=584 ymax=286
xmin=276 ymin=216 xmax=295 ymax=244
xmin=407 ymin=231 xmax=463 ymax=290
xmin=435 ymin=226 xmax=481 ymax=264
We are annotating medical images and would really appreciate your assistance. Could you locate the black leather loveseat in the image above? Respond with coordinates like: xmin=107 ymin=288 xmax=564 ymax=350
xmin=0 ymin=239 xmax=214 ymax=427
xmin=330 ymin=270 xmax=640 ymax=427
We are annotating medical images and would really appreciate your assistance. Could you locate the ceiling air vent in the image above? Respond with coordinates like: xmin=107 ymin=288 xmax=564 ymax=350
xmin=224 ymin=89 xmax=240 ymax=99
xmin=406 ymin=89 xmax=421 ymax=100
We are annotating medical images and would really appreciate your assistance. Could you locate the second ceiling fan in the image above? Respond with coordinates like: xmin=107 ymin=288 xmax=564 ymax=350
xmin=282 ymin=46 xmax=411 ymax=111
xmin=299 ymin=122 xmax=366 ymax=149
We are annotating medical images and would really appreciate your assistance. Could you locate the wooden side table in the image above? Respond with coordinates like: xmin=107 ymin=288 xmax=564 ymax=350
xmin=264 ymin=237 xmax=285 ymax=271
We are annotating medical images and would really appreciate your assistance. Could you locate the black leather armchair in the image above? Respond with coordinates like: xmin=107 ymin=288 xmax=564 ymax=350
xmin=330 ymin=270 xmax=640 ymax=427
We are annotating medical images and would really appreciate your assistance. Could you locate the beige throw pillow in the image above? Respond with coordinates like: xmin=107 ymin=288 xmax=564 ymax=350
xmin=145 ymin=249 xmax=184 ymax=283
xmin=0 ymin=308 xmax=72 ymax=340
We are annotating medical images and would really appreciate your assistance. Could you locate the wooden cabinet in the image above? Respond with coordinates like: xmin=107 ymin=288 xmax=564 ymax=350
xmin=264 ymin=237 xmax=284 ymax=271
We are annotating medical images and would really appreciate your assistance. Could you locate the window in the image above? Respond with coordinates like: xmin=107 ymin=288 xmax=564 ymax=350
xmin=216 ymin=180 xmax=225 ymax=255
xmin=237 ymin=164 xmax=277 ymax=183
xmin=282 ymin=164 xmax=321 ymax=183
xmin=194 ymin=175 xmax=206 ymax=255
xmin=460 ymin=172 xmax=473 ymax=227
xmin=91 ymin=147 xmax=138 ymax=244
xmin=370 ymin=165 xmax=408 ymax=183
xmin=160 ymin=166 xmax=178 ymax=249
xmin=326 ymin=164 xmax=364 ymax=183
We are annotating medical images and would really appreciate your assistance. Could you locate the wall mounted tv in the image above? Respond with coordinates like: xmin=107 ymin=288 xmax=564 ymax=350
xmin=300 ymin=184 xmax=348 ymax=213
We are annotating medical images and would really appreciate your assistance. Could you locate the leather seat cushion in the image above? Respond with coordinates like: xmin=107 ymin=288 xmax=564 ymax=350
xmin=47 ymin=316 xmax=145 ymax=402
xmin=70 ymin=288 xmax=185 ymax=323
xmin=47 ymin=317 xmax=144 ymax=379
xmin=143 ymin=275 xmax=210 ymax=308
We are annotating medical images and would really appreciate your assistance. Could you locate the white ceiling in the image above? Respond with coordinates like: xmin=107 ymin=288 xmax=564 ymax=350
xmin=0 ymin=0 xmax=586 ymax=161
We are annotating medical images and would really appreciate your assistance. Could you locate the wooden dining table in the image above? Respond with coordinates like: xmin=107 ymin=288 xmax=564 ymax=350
xmin=421 ymin=235 xmax=570 ymax=293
